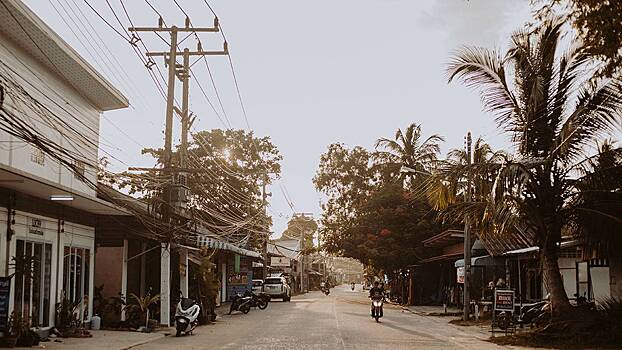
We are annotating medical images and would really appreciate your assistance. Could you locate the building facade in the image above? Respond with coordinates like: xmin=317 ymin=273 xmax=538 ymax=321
xmin=0 ymin=0 xmax=128 ymax=329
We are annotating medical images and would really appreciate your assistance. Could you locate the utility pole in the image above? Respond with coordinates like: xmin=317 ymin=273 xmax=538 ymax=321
xmin=261 ymin=178 xmax=269 ymax=280
xmin=463 ymin=131 xmax=472 ymax=321
xmin=129 ymin=16 xmax=226 ymax=327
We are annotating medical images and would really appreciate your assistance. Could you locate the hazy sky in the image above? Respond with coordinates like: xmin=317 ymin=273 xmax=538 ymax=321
xmin=24 ymin=0 xmax=532 ymax=236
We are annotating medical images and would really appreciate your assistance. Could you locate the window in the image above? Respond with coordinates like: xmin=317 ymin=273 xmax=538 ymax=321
xmin=63 ymin=247 xmax=90 ymax=321
xmin=13 ymin=240 xmax=52 ymax=327
xmin=30 ymin=147 xmax=45 ymax=166
xmin=73 ymin=160 xmax=85 ymax=181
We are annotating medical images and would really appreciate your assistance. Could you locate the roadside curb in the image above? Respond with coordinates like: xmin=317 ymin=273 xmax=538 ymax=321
xmin=121 ymin=332 xmax=166 ymax=350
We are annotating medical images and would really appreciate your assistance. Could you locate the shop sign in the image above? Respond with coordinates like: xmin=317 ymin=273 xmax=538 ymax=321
xmin=229 ymin=272 xmax=248 ymax=285
xmin=271 ymin=257 xmax=291 ymax=267
xmin=0 ymin=277 xmax=11 ymax=330
xmin=456 ymin=267 xmax=465 ymax=284
xmin=494 ymin=289 xmax=515 ymax=312
xmin=28 ymin=217 xmax=44 ymax=235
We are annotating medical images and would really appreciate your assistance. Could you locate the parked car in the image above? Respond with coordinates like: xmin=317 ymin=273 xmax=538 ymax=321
xmin=252 ymin=279 xmax=264 ymax=294
xmin=263 ymin=276 xmax=291 ymax=302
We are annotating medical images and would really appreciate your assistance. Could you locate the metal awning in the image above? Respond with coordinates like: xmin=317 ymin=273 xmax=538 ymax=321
xmin=504 ymin=246 xmax=539 ymax=255
xmin=196 ymin=235 xmax=262 ymax=258
xmin=454 ymin=255 xmax=498 ymax=268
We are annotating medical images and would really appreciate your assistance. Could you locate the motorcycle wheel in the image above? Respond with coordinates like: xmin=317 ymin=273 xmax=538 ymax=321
xmin=176 ymin=329 xmax=182 ymax=337
xmin=258 ymin=299 xmax=268 ymax=310
xmin=375 ymin=315 xmax=380 ymax=322
xmin=497 ymin=314 xmax=509 ymax=330
xmin=241 ymin=304 xmax=251 ymax=314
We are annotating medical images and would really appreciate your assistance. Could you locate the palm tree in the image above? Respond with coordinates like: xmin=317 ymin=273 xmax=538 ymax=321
xmin=427 ymin=137 xmax=506 ymax=213
xmin=446 ymin=18 xmax=622 ymax=315
xmin=374 ymin=123 xmax=444 ymax=182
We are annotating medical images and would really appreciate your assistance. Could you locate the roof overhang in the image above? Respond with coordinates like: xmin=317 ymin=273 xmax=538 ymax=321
xmin=0 ymin=0 xmax=129 ymax=110
xmin=0 ymin=163 xmax=130 ymax=216
xmin=422 ymin=229 xmax=464 ymax=248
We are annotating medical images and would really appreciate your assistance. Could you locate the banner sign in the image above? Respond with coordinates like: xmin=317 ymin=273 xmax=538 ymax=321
xmin=494 ymin=289 xmax=515 ymax=312
xmin=0 ymin=277 xmax=11 ymax=330
xmin=456 ymin=267 xmax=465 ymax=284
xmin=271 ymin=257 xmax=291 ymax=267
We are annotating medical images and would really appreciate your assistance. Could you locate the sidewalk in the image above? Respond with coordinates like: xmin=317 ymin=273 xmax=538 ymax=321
xmin=41 ymin=330 xmax=166 ymax=350
xmin=396 ymin=304 xmax=462 ymax=316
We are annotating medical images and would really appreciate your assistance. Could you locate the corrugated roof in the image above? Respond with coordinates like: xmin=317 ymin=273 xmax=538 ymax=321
xmin=478 ymin=224 xmax=535 ymax=256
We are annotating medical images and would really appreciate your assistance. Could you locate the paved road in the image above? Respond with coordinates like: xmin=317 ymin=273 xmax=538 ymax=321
xmin=135 ymin=284 xmax=522 ymax=350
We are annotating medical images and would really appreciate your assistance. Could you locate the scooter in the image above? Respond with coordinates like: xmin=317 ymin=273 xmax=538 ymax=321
xmin=175 ymin=297 xmax=201 ymax=337
xmin=371 ymin=295 xmax=384 ymax=322
xmin=244 ymin=291 xmax=269 ymax=310
xmin=229 ymin=293 xmax=252 ymax=314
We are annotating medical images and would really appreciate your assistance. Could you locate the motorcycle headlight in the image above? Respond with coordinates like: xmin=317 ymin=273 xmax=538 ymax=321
xmin=373 ymin=301 xmax=382 ymax=307
xmin=178 ymin=318 xmax=187 ymax=324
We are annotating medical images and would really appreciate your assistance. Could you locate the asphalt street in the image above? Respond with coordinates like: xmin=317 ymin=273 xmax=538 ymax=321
xmin=135 ymin=284 xmax=522 ymax=350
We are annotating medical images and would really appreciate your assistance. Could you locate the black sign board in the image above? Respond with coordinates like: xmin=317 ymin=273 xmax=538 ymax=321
xmin=494 ymin=289 xmax=515 ymax=313
xmin=0 ymin=277 xmax=11 ymax=330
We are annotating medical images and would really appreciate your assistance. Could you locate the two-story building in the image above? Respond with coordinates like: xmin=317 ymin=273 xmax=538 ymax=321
xmin=0 ymin=0 xmax=128 ymax=329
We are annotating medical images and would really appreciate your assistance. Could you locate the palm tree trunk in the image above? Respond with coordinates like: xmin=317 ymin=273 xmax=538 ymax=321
xmin=541 ymin=245 xmax=571 ymax=316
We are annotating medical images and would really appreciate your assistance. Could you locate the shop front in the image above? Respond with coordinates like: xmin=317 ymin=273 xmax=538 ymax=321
xmin=1 ymin=209 xmax=96 ymax=329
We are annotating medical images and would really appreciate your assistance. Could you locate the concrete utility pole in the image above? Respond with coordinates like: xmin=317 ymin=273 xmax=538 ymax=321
xmin=463 ymin=132 xmax=472 ymax=321
xmin=129 ymin=16 xmax=226 ymax=327
xmin=261 ymin=178 xmax=269 ymax=279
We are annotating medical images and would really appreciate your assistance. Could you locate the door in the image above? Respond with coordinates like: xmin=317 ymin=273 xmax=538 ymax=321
xmin=13 ymin=239 xmax=53 ymax=327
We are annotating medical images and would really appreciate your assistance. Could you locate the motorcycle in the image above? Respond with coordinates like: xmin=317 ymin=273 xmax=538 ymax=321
xmin=370 ymin=295 xmax=384 ymax=322
xmin=229 ymin=293 xmax=252 ymax=314
xmin=351 ymin=283 xmax=355 ymax=291
xmin=244 ymin=291 xmax=269 ymax=310
xmin=175 ymin=297 xmax=201 ymax=337
xmin=321 ymin=286 xmax=330 ymax=295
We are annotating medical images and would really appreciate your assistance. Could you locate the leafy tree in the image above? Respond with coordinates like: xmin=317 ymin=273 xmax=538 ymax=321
xmin=184 ymin=129 xmax=281 ymax=248
xmin=314 ymin=143 xmax=440 ymax=272
xmin=447 ymin=18 xmax=622 ymax=314
xmin=534 ymin=0 xmax=622 ymax=78
xmin=281 ymin=214 xmax=318 ymax=250
xmin=570 ymin=140 xmax=622 ymax=253
xmin=314 ymin=144 xmax=382 ymax=256
xmin=115 ymin=129 xmax=282 ymax=249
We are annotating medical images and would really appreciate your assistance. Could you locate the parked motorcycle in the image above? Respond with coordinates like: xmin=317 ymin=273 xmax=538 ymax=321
xmin=244 ymin=291 xmax=269 ymax=310
xmin=321 ymin=286 xmax=330 ymax=295
xmin=229 ymin=293 xmax=252 ymax=314
xmin=370 ymin=295 xmax=384 ymax=322
xmin=351 ymin=282 xmax=355 ymax=291
xmin=175 ymin=297 xmax=201 ymax=337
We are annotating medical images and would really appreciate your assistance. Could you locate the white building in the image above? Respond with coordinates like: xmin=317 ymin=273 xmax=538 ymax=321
xmin=0 ymin=0 xmax=128 ymax=329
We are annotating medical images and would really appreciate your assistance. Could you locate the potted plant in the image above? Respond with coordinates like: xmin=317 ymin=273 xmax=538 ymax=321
xmin=55 ymin=291 xmax=80 ymax=337
xmin=126 ymin=293 xmax=159 ymax=332
xmin=2 ymin=312 xmax=20 ymax=348
xmin=6 ymin=311 xmax=38 ymax=347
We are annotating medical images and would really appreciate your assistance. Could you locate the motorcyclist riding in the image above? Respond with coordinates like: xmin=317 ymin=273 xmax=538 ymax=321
xmin=369 ymin=281 xmax=384 ymax=317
